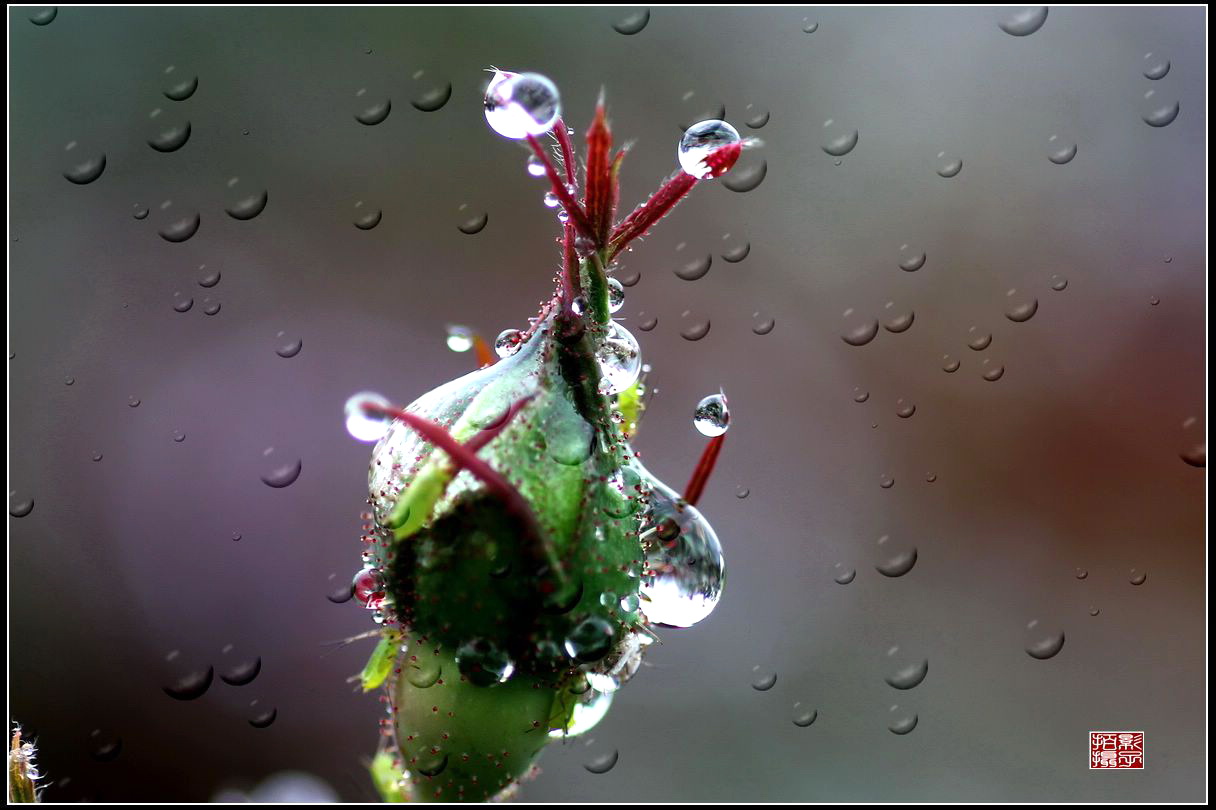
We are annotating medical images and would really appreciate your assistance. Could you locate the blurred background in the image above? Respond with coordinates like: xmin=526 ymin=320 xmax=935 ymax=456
xmin=7 ymin=5 xmax=1206 ymax=802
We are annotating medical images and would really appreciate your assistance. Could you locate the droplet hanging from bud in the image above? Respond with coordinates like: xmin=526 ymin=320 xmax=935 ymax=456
xmin=484 ymin=71 xmax=561 ymax=140
xmin=678 ymin=119 xmax=741 ymax=179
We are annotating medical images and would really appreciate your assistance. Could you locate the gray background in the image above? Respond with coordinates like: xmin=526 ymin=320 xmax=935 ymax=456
xmin=8 ymin=5 xmax=1206 ymax=802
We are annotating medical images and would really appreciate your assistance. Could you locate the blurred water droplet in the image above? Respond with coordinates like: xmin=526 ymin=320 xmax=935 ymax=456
xmin=895 ymin=399 xmax=916 ymax=419
xmin=354 ymin=93 xmax=391 ymax=126
xmin=275 ymin=332 xmax=302 ymax=358
xmin=1143 ymin=53 xmax=1170 ymax=80
xmin=92 ymin=451 xmax=103 ymax=462
xmin=967 ymin=328 xmax=992 ymax=351
xmin=163 ymin=665 xmax=214 ymax=700
xmin=612 ymin=8 xmax=650 ymax=35
xmin=898 ymin=245 xmax=927 ymax=272
xmin=63 ymin=375 xmax=75 ymax=386
xmin=1179 ymin=443 xmax=1205 ymax=468
xmin=231 ymin=532 xmax=242 ymax=542
xmin=148 ymin=116 xmax=191 ymax=152
xmin=942 ymin=355 xmax=960 ymax=373
xmin=981 ymin=359 xmax=1005 ymax=381
xmin=220 ymin=657 xmax=261 ymax=686
xmin=484 ymin=71 xmax=558 ymax=136
xmin=721 ymin=158 xmax=766 ymax=192
xmin=883 ymin=304 xmax=914 ymax=333
xmin=853 ymin=387 xmax=869 ymax=403
xmin=751 ymin=668 xmax=777 ymax=691
xmin=1047 ymin=136 xmax=1077 ymax=165
xmin=822 ymin=120 xmax=859 ymax=157
xmin=693 ymin=392 xmax=730 ymax=437
xmin=1142 ymin=97 xmax=1180 ymax=127
xmin=353 ymin=203 xmax=382 ymax=230
xmin=802 ymin=19 xmax=819 ymax=34
xmin=1149 ymin=295 xmax=1160 ymax=306
xmin=1089 ymin=606 xmax=1100 ymax=616
xmin=127 ymin=396 xmax=141 ymax=408
xmin=457 ymin=211 xmax=488 ymax=235
xmin=936 ymin=152 xmax=963 ymax=178
xmin=674 ymin=254 xmax=712 ymax=281
xmin=163 ymin=70 xmax=198 ymax=101
xmin=9 ymin=494 xmax=35 ymax=518
xmin=1075 ymin=568 xmax=1088 ymax=580
xmin=412 ymin=79 xmax=452 ymax=112
xmin=888 ymin=711 xmax=918 ymax=735
xmin=584 ymin=749 xmax=619 ymax=774
xmin=1004 ymin=289 xmax=1039 ymax=322
xmin=1025 ymin=629 xmax=1065 ymax=660
xmin=618 ymin=270 xmax=641 ymax=287
xmin=880 ymin=475 xmax=895 ymax=489
xmin=249 ymin=708 xmax=277 ymax=728
xmin=1050 ymin=274 xmax=1068 ymax=291
xmin=876 ymin=542 xmax=917 ymax=577
xmin=202 ymin=298 xmax=221 ymax=315
xmin=752 ymin=313 xmax=775 ymax=335
xmin=841 ymin=309 xmax=879 ymax=346
xmin=793 ymin=706 xmax=818 ymax=727
xmin=226 ymin=186 xmax=269 ymax=221
xmin=132 ymin=204 xmax=149 ymax=220
xmin=745 ymin=106 xmax=770 ymax=129
xmin=637 ymin=313 xmax=657 ymax=331
xmin=171 ymin=429 xmax=186 ymax=443
xmin=159 ymin=212 xmax=201 ymax=243
xmin=679 ymin=312 xmax=711 ymax=341
xmin=29 ymin=7 xmax=57 ymax=25
xmin=834 ymin=566 xmax=856 ymax=585
xmin=735 ymin=486 xmax=749 ymax=499
xmin=1129 ymin=569 xmax=1147 ymax=586
xmin=998 ymin=7 xmax=1048 ymax=36
xmin=885 ymin=657 xmax=929 ymax=690
xmin=925 ymin=472 xmax=937 ymax=483
xmin=721 ymin=241 xmax=750 ymax=263
xmin=261 ymin=451 xmax=302 ymax=488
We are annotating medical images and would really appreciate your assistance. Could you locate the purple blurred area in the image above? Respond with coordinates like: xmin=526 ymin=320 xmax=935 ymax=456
xmin=8 ymin=6 xmax=1206 ymax=802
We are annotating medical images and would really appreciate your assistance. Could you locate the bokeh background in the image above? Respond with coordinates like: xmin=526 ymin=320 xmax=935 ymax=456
xmin=8 ymin=5 xmax=1206 ymax=802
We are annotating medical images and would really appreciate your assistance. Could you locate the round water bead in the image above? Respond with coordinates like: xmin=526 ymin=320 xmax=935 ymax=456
xmin=637 ymin=473 xmax=725 ymax=628
xmin=693 ymin=392 xmax=730 ymax=437
xmin=596 ymin=321 xmax=642 ymax=395
xmin=494 ymin=328 xmax=525 ymax=358
xmin=484 ymin=71 xmax=561 ymax=140
xmin=678 ymin=119 xmax=741 ymax=179
xmin=550 ymin=688 xmax=613 ymax=738
xmin=445 ymin=324 xmax=475 ymax=353
xmin=606 ymin=277 xmax=626 ymax=312
xmin=345 ymin=391 xmax=393 ymax=442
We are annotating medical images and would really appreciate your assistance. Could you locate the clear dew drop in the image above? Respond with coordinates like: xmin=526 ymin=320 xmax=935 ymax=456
xmin=998 ymin=6 xmax=1048 ymax=37
xmin=637 ymin=473 xmax=725 ymax=628
xmin=494 ymin=328 xmax=524 ymax=358
xmin=678 ymin=119 xmax=741 ymax=179
xmin=606 ymin=278 xmax=625 ymax=312
xmin=936 ymin=152 xmax=963 ymax=178
xmin=1004 ymin=289 xmax=1039 ymax=322
xmin=596 ymin=322 xmax=642 ymax=395
xmin=584 ymin=749 xmax=620 ymax=775
xmin=484 ymin=71 xmax=560 ymax=139
xmin=821 ymin=119 xmax=859 ymax=157
xmin=693 ymin=392 xmax=730 ymax=437
xmin=612 ymin=8 xmax=650 ymax=35
xmin=345 ymin=391 xmax=392 ymax=442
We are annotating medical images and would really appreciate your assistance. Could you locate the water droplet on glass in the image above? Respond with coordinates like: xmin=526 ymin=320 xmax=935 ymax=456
xmin=132 ymin=204 xmax=149 ymax=220
xmin=147 ymin=114 xmax=191 ymax=152
xmin=981 ymin=359 xmax=1005 ymax=382
xmin=721 ymin=242 xmax=750 ymax=263
xmin=1025 ymin=629 xmax=1065 ymax=660
xmin=841 ymin=309 xmax=879 ymax=347
xmin=484 ymin=71 xmax=560 ymax=138
xmin=1004 ymin=289 xmax=1038 ymax=322
xmin=9 ymin=494 xmax=35 ymax=518
xmin=885 ymin=655 xmax=928 ymax=690
xmin=612 ymin=8 xmax=650 ymax=35
xmin=637 ymin=474 xmax=725 ymax=627
xmin=752 ymin=313 xmax=775 ymax=335
xmin=1089 ymin=606 xmax=1101 ymax=616
xmin=745 ymin=107 xmax=770 ymax=129
xmin=834 ymin=566 xmax=856 ymax=585
xmin=1129 ymin=569 xmax=1147 ymax=586
xmin=876 ymin=541 xmax=917 ymax=577
xmin=821 ymin=120 xmax=859 ymax=157
xmin=353 ymin=203 xmax=382 ymax=230
xmin=936 ymin=152 xmax=963 ymax=178
xmin=967 ymin=328 xmax=992 ymax=351
xmin=802 ymin=19 xmax=819 ymax=34
xmin=220 ymin=657 xmax=261 ymax=686
xmin=1142 ymin=97 xmax=1180 ymax=128
xmin=226 ymin=185 xmax=269 ymax=221
xmin=584 ymin=749 xmax=619 ymax=774
xmin=159 ymin=212 xmax=201 ymax=243
xmin=998 ymin=7 xmax=1048 ymax=36
xmin=249 ymin=708 xmax=277 ymax=728
xmin=1179 ymin=443 xmax=1205 ymax=468
xmin=678 ymin=119 xmax=741 ymax=179
xmin=457 ymin=210 xmax=488 ymax=235
xmin=171 ymin=429 xmax=186 ymax=443
xmin=735 ymin=486 xmax=749 ymax=499
xmin=63 ymin=144 xmax=106 ymax=185
xmin=92 ymin=451 xmax=103 ymax=462
xmin=596 ymin=322 xmax=642 ymax=395
xmin=345 ymin=392 xmax=392 ymax=442
xmin=674 ymin=254 xmax=712 ymax=281
xmin=163 ymin=71 xmax=198 ymax=102
xmin=898 ymin=245 xmax=927 ymax=272
xmin=888 ymin=711 xmax=918 ymax=735
xmin=751 ymin=667 xmax=777 ymax=691
xmin=1050 ymin=274 xmax=1068 ymax=291
xmin=29 ymin=7 xmax=57 ymax=25
xmin=1047 ymin=135 xmax=1077 ymax=165
xmin=1143 ymin=53 xmax=1170 ymax=80
xmin=793 ymin=706 xmax=818 ymax=727
xmin=880 ymin=474 xmax=895 ymax=489
xmin=63 ymin=375 xmax=75 ymax=386
xmin=260 ymin=450 xmax=302 ymax=488
xmin=637 ymin=313 xmax=658 ymax=332
xmin=354 ymin=92 xmax=391 ymax=125
xmin=275 ymin=332 xmax=302 ymax=358
xmin=721 ymin=159 xmax=766 ymax=192
xmin=127 ymin=396 xmax=141 ymax=408
xmin=895 ymin=399 xmax=916 ymax=419
xmin=411 ymin=79 xmax=452 ymax=112
xmin=693 ymin=392 xmax=730 ymax=437
xmin=163 ymin=665 xmax=214 ymax=700
xmin=883 ymin=304 xmax=914 ymax=333
xmin=853 ymin=387 xmax=870 ymax=403
xmin=1075 ymin=568 xmax=1088 ymax=580
xmin=679 ymin=311 xmax=711 ymax=341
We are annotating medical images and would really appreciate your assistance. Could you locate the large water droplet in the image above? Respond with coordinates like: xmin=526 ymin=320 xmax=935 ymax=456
xmin=563 ymin=617 xmax=616 ymax=663
xmin=1143 ymin=53 xmax=1170 ymax=80
xmin=1004 ymin=289 xmax=1038 ymax=322
xmin=274 ymin=332 xmax=302 ymax=358
xmin=353 ymin=202 xmax=382 ymax=230
xmin=751 ymin=667 xmax=777 ymax=691
xmin=678 ymin=119 xmax=741 ymax=179
xmin=484 ymin=71 xmax=560 ymax=139
xmin=345 ymin=392 xmax=392 ymax=442
xmin=606 ymin=278 xmax=626 ymax=312
xmin=1142 ymin=97 xmax=1180 ymax=128
xmin=674 ymin=254 xmax=712 ymax=281
xmin=354 ymin=91 xmax=391 ymax=125
xmin=612 ymin=8 xmax=650 ymax=35
xmin=411 ymin=78 xmax=452 ymax=112
xmin=456 ymin=638 xmax=515 ymax=686
xmin=981 ymin=359 xmax=1005 ymax=382
xmin=163 ymin=68 xmax=198 ymax=102
xmin=693 ymin=392 xmax=730 ymax=437
xmin=163 ymin=665 xmax=214 ymax=700
xmin=679 ymin=311 xmax=711 ymax=341
xmin=888 ymin=710 xmax=918 ymax=735
xmin=998 ymin=7 xmax=1048 ymax=36
xmin=62 ymin=141 xmax=106 ymax=185
xmin=584 ymin=749 xmax=619 ymax=774
xmin=159 ymin=212 xmax=201 ymax=243
xmin=1025 ymin=626 xmax=1065 ymax=660
xmin=147 ymin=112 xmax=191 ymax=152
xmin=260 ymin=449 xmax=302 ymax=488
xmin=226 ymin=183 xmax=269 ymax=221
xmin=29 ymin=7 xmax=57 ymax=25
xmin=841 ymin=309 xmax=879 ymax=347
xmin=898 ymin=245 xmax=926 ymax=272
xmin=1047 ymin=135 xmax=1077 ymax=165
xmin=220 ymin=656 xmax=261 ymax=686
xmin=637 ymin=475 xmax=725 ymax=628
xmin=885 ymin=656 xmax=929 ymax=690
xmin=793 ymin=705 xmax=818 ymax=727
xmin=967 ymin=328 xmax=992 ymax=351
xmin=936 ymin=152 xmax=963 ymax=178
xmin=9 ymin=493 xmax=35 ymax=518
xmin=821 ymin=120 xmax=859 ymax=157
xmin=595 ymin=322 xmax=642 ymax=395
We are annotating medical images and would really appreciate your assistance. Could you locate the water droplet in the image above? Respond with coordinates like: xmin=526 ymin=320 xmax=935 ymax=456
xmin=563 ymin=617 xmax=616 ymax=664
xmin=9 ymin=494 xmax=35 ymax=518
xmin=925 ymin=472 xmax=937 ymax=483
xmin=226 ymin=185 xmax=269 ymax=221
xmin=1025 ymin=629 xmax=1065 ymax=660
xmin=1142 ymin=98 xmax=1180 ymax=128
xmin=1050 ymin=274 xmax=1068 ymax=291
xmin=721 ymin=159 xmax=766 ymax=192
xmin=879 ymin=475 xmax=895 ymax=489
xmin=484 ymin=71 xmax=560 ymax=139
xmin=678 ymin=119 xmax=741 ymax=179
xmin=853 ymin=387 xmax=870 ymax=403
xmin=606 ymin=278 xmax=626 ymax=312
xmin=596 ymin=322 xmax=642 ymax=395
xmin=674 ymin=254 xmax=712 ymax=281
xmin=612 ymin=8 xmax=650 ymax=35
xmin=1143 ymin=53 xmax=1170 ymax=80
xmin=249 ymin=708 xmax=277 ymax=728
xmin=745 ymin=107 xmax=770 ymax=129
xmin=637 ymin=473 xmax=725 ymax=627
xmin=88 ymin=729 xmax=122 ymax=762
xmin=354 ymin=93 xmax=391 ymax=126
xmin=1129 ymin=569 xmax=1147 ymax=586
xmin=147 ymin=115 xmax=191 ymax=152
xmin=526 ymin=155 xmax=546 ymax=177
xmin=159 ymin=212 xmax=201 ymax=243
xmin=345 ymin=392 xmax=392 ymax=442
xmin=1004 ymin=289 xmax=1039 ymax=322
xmin=231 ymin=532 xmax=242 ymax=542
xmin=895 ymin=399 xmax=916 ymax=419
xmin=494 ymin=328 xmax=524 ymax=358
xmin=1047 ymin=136 xmax=1077 ymax=165
xmin=876 ymin=541 xmax=917 ymax=577
xmin=944 ymin=355 xmax=962 ymax=372
xmin=693 ymin=392 xmax=730 ymax=437
xmin=220 ymin=657 xmax=261 ymax=686
xmin=936 ymin=152 xmax=963 ymax=178
xmin=888 ymin=711 xmax=918 ymax=735
xmin=998 ymin=7 xmax=1048 ymax=36
xmin=163 ymin=71 xmax=198 ymax=102
xmin=793 ymin=706 xmax=818 ymax=727
xmin=445 ymin=325 xmax=474 ymax=352
xmin=92 ymin=451 xmax=103 ymax=462
xmin=62 ymin=144 xmax=106 ymax=185
xmin=898 ymin=245 xmax=927 ymax=272
xmin=553 ymin=688 xmax=613 ymax=738
xmin=202 ymin=298 xmax=221 ymax=316
xmin=132 ymin=204 xmax=149 ymax=220
xmin=584 ymin=749 xmax=619 ymax=774
xmin=885 ymin=653 xmax=928 ymax=690
xmin=981 ymin=359 xmax=1005 ymax=382
xmin=63 ymin=375 xmax=75 ymax=386
xmin=1179 ymin=443 xmax=1205 ymax=468
xmin=637 ymin=313 xmax=658 ymax=332
xmin=883 ymin=303 xmax=914 ymax=333
xmin=834 ymin=566 xmax=856 ymax=585
xmin=274 ymin=332 xmax=302 ymax=358
xmin=260 ymin=450 xmax=302 ymax=488
xmin=751 ymin=667 xmax=777 ymax=691
xmin=752 ymin=313 xmax=775 ymax=335
xmin=353 ymin=204 xmax=382 ymax=230
xmin=171 ymin=429 xmax=186 ymax=443
xmin=1149 ymin=295 xmax=1160 ymax=306
xmin=1075 ymin=568 xmax=1088 ymax=580
xmin=735 ymin=486 xmax=749 ymax=499
xmin=802 ymin=19 xmax=819 ymax=34
xmin=29 ymin=7 xmax=57 ymax=25
xmin=679 ymin=311 xmax=711 ymax=341
xmin=841 ymin=309 xmax=879 ymax=347
xmin=127 ymin=396 xmax=141 ymax=408
xmin=1089 ymin=606 xmax=1101 ymax=616
xmin=721 ymin=242 xmax=751 ymax=263
xmin=821 ymin=120 xmax=859 ymax=157
xmin=163 ymin=665 xmax=214 ymax=700
xmin=454 ymin=638 xmax=515 ymax=685
xmin=457 ymin=210 xmax=488 ymax=235
xmin=967 ymin=328 xmax=992 ymax=351
xmin=411 ymin=80 xmax=452 ymax=112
